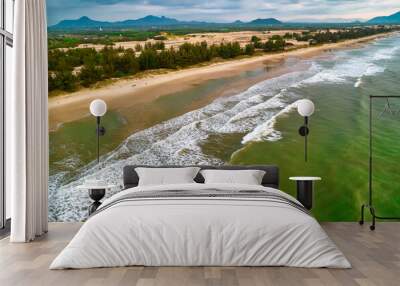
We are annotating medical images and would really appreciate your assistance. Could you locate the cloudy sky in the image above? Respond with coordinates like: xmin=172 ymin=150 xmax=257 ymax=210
xmin=46 ymin=0 xmax=400 ymax=25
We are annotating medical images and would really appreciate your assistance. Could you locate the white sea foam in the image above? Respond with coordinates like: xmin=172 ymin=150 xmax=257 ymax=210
xmin=297 ymin=40 xmax=397 ymax=88
xmin=301 ymin=60 xmax=385 ymax=86
xmin=372 ymin=46 xmax=400 ymax=61
xmin=354 ymin=78 xmax=362 ymax=88
xmin=354 ymin=64 xmax=385 ymax=88
xmin=242 ymin=101 xmax=299 ymax=144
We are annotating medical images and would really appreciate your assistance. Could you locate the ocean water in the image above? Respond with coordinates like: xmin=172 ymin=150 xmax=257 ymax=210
xmin=49 ymin=34 xmax=400 ymax=221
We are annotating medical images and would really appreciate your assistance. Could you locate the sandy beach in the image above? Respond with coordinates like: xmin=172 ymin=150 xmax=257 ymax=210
xmin=49 ymin=32 xmax=396 ymax=131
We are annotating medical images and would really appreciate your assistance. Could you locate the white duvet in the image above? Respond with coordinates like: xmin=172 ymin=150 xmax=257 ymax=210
xmin=50 ymin=183 xmax=351 ymax=269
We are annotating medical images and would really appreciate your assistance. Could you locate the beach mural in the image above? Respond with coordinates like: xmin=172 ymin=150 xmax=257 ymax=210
xmin=47 ymin=2 xmax=400 ymax=222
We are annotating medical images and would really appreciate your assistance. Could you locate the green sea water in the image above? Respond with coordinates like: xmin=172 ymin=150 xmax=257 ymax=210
xmin=229 ymin=35 xmax=400 ymax=221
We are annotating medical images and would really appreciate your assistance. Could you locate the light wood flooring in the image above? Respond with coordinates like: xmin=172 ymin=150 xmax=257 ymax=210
xmin=0 ymin=222 xmax=399 ymax=286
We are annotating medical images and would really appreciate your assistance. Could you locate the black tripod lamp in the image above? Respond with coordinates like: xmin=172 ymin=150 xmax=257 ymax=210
xmin=297 ymin=99 xmax=315 ymax=162
xmin=89 ymin=99 xmax=107 ymax=164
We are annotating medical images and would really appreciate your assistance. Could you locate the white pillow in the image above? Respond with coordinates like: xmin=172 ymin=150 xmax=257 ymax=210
xmin=135 ymin=167 xmax=200 ymax=186
xmin=200 ymin=169 xmax=266 ymax=185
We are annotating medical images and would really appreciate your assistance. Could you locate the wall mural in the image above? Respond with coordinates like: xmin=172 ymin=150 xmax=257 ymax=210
xmin=47 ymin=1 xmax=400 ymax=222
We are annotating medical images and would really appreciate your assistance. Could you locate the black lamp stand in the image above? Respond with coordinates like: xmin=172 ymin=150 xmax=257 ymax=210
xmin=298 ymin=116 xmax=309 ymax=162
xmin=96 ymin=116 xmax=106 ymax=164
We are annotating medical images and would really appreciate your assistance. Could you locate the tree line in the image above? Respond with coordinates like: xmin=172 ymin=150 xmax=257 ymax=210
xmin=250 ymin=35 xmax=286 ymax=52
xmin=283 ymin=26 xmax=397 ymax=45
xmin=48 ymin=40 xmax=273 ymax=93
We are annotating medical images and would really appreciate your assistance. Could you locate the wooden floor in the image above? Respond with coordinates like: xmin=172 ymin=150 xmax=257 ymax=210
xmin=0 ymin=222 xmax=399 ymax=286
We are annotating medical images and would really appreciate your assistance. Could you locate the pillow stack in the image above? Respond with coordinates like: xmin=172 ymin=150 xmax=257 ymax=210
xmin=135 ymin=167 xmax=266 ymax=186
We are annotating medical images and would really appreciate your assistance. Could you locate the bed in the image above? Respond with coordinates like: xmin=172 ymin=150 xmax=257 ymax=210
xmin=50 ymin=165 xmax=351 ymax=269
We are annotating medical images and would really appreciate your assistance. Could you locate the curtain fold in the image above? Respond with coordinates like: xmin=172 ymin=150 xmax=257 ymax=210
xmin=9 ymin=0 xmax=49 ymax=242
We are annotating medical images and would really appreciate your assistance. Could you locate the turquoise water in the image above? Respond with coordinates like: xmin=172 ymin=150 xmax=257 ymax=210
xmin=50 ymin=34 xmax=400 ymax=221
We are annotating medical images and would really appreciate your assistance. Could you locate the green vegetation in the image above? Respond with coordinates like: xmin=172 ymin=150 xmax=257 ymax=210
xmin=262 ymin=36 xmax=286 ymax=52
xmin=287 ymin=26 xmax=395 ymax=44
xmin=48 ymin=39 xmax=278 ymax=93
xmin=250 ymin=35 xmax=286 ymax=51
xmin=48 ymin=37 xmax=82 ymax=49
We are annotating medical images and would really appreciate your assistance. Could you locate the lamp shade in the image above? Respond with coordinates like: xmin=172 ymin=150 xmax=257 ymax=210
xmin=90 ymin=99 xmax=107 ymax=117
xmin=297 ymin=99 xmax=315 ymax=117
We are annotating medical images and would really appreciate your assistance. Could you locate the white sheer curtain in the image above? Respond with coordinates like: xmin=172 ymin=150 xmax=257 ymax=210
xmin=8 ymin=0 xmax=49 ymax=242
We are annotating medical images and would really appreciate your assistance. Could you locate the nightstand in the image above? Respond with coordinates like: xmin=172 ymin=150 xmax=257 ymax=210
xmin=289 ymin=177 xmax=321 ymax=210
xmin=77 ymin=183 xmax=118 ymax=215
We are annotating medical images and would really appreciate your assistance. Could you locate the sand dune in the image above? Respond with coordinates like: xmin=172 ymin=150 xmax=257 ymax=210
xmin=77 ymin=30 xmax=307 ymax=51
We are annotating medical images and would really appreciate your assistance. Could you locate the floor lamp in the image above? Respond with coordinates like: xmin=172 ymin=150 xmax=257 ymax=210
xmin=87 ymin=99 xmax=108 ymax=215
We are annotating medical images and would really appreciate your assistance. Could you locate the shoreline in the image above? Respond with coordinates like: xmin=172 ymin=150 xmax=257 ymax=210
xmin=49 ymin=32 xmax=397 ymax=131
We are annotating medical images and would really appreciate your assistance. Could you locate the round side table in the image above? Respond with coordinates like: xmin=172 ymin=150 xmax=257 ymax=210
xmin=289 ymin=177 xmax=321 ymax=210
xmin=77 ymin=184 xmax=117 ymax=215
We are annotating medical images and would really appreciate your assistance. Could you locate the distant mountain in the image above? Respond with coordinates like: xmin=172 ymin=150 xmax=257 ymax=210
xmin=368 ymin=11 xmax=400 ymax=24
xmin=49 ymin=15 xmax=283 ymax=30
xmin=232 ymin=20 xmax=245 ymax=25
xmin=51 ymin=15 xmax=182 ymax=29
xmin=118 ymin=15 xmax=180 ymax=27
xmin=286 ymin=18 xmax=363 ymax=24
xmin=53 ymin=16 xmax=109 ymax=29
xmin=248 ymin=18 xmax=282 ymax=25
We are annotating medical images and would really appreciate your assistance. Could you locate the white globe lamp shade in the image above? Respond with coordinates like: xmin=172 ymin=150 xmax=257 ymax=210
xmin=90 ymin=99 xmax=107 ymax=117
xmin=297 ymin=99 xmax=315 ymax=117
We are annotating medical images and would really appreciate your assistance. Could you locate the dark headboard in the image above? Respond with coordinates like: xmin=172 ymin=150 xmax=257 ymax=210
xmin=123 ymin=165 xmax=279 ymax=189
